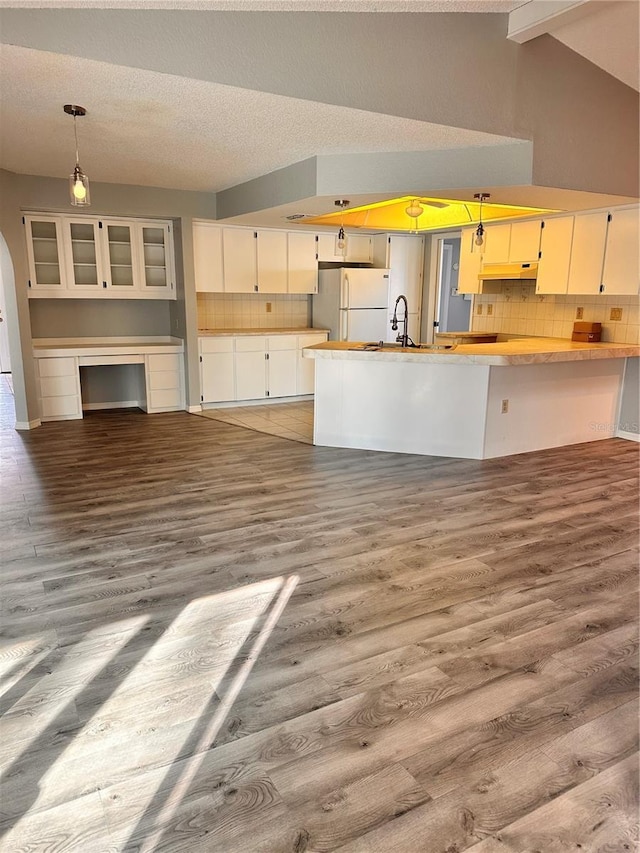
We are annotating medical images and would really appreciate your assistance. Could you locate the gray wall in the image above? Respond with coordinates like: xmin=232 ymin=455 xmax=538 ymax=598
xmin=0 ymin=169 xmax=216 ymax=424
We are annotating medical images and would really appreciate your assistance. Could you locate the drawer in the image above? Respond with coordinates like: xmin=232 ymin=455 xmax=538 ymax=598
xmin=40 ymin=374 xmax=79 ymax=398
xmin=148 ymin=370 xmax=180 ymax=391
xmin=147 ymin=353 xmax=182 ymax=372
xmin=148 ymin=388 xmax=182 ymax=409
xmin=298 ymin=334 xmax=328 ymax=349
xmin=41 ymin=395 xmax=82 ymax=418
xmin=235 ymin=336 xmax=266 ymax=352
xmin=38 ymin=357 xmax=77 ymax=378
xmin=267 ymin=335 xmax=297 ymax=351
xmin=199 ymin=337 xmax=234 ymax=354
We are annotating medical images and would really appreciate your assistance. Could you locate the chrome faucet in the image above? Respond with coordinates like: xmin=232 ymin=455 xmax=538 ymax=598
xmin=391 ymin=294 xmax=410 ymax=347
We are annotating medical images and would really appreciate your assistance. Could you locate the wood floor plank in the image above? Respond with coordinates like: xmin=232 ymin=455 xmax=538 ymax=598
xmin=0 ymin=378 xmax=638 ymax=852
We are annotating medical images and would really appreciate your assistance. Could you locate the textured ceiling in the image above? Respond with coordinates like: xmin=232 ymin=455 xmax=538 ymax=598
xmin=0 ymin=44 xmax=518 ymax=192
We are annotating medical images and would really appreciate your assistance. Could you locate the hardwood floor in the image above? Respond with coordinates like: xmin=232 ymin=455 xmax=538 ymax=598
xmin=1 ymin=377 xmax=638 ymax=852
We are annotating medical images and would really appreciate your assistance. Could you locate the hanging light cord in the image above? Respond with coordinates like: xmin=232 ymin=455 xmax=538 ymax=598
xmin=73 ymin=114 xmax=80 ymax=166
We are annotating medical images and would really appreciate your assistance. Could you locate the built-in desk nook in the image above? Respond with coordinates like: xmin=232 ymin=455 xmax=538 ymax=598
xmin=33 ymin=337 xmax=185 ymax=421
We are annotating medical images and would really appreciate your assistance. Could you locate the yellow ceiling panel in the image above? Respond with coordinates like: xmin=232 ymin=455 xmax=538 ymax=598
xmin=304 ymin=196 xmax=557 ymax=232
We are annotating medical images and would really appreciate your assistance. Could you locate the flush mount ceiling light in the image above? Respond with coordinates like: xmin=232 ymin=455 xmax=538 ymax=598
xmin=64 ymin=104 xmax=90 ymax=207
xmin=335 ymin=199 xmax=350 ymax=251
xmin=474 ymin=192 xmax=490 ymax=247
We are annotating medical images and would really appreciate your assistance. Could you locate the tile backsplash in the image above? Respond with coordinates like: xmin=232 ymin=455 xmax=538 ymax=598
xmin=197 ymin=293 xmax=311 ymax=330
xmin=472 ymin=286 xmax=639 ymax=344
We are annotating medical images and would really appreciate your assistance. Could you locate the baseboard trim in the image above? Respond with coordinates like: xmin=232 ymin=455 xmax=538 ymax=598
xmin=82 ymin=401 xmax=142 ymax=411
xmin=187 ymin=404 xmax=203 ymax=414
xmin=15 ymin=418 xmax=42 ymax=431
xmin=616 ymin=430 xmax=640 ymax=442
xmin=202 ymin=395 xmax=314 ymax=410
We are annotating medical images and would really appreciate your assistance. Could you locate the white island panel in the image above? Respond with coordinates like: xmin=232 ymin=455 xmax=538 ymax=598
xmin=483 ymin=359 xmax=625 ymax=458
xmin=314 ymin=359 xmax=490 ymax=459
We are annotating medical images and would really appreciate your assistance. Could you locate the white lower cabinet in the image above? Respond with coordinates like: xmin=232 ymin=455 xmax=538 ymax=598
xmin=199 ymin=332 xmax=328 ymax=404
xmin=36 ymin=356 xmax=82 ymax=421
xmin=297 ymin=333 xmax=330 ymax=394
xmin=144 ymin=353 xmax=184 ymax=412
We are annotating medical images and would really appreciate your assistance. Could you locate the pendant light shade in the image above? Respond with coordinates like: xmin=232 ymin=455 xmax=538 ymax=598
xmin=334 ymin=199 xmax=349 ymax=253
xmin=64 ymin=104 xmax=91 ymax=207
xmin=474 ymin=192 xmax=490 ymax=247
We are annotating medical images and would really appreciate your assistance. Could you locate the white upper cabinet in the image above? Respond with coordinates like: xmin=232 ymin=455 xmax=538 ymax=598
xmin=481 ymin=223 xmax=511 ymax=264
xmin=193 ymin=220 xmax=224 ymax=293
xmin=256 ymin=230 xmax=288 ymax=293
xmin=222 ymin=228 xmax=257 ymax=293
xmin=601 ymin=207 xmax=640 ymax=296
xmin=567 ymin=212 xmax=608 ymax=295
xmin=287 ymin=232 xmax=318 ymax=294
xmin=508 ymin=219 xmax=542 ymax=263
xmin=482 ymin=220 xmax=541 ymax=265
xmin=24 ymin=215 xmax=66 ymax=293
xmin=26 ymin=214 xmax=175 ymax=299
xmin=316 ymin=233 xmax=373 ymax=263
xmin=535 ymin=216 xmax=574 ymax=295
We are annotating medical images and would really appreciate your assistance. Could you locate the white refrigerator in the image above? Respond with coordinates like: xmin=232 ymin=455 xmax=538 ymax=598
xmin=312 ymin=268 xmax=390 ymax=342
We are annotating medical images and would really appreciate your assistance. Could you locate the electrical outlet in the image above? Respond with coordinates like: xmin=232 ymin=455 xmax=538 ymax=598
xmin=266 ymin=302 xmax=272 ymax=313
xmin=576 ymin=307 xmax=584 ymax=319
xmin=501 ymin=399 xmax=509 ymax=414
xmin=610 ymin=307 xmax=623 ymax=321
xmin=477 ymin=304 xmax=483 ymax=315
xmin=487 ymin=303 xmax=493 ymax=316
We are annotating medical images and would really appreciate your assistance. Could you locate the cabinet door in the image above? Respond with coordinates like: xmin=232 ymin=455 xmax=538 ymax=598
xmin=316 ymin=232 xmax=344 ymax=262
xmin=567 ymin=212 xmax=608 ymax=295
xmin=482 ymin=224 xmax=511 ymax=264
xmin=223 ymin=229 xmax=257 ymax=292
xmin=138 ymin=223 xmax=173 ymax=296
xmin=103 ymin=221 xmax=138 ymax=293
xmin=25 ymin=215 xmax=66 ymax=293
xmin=457 ymin=227 xmax=483 ymax=294
xmin=193 ymin=223 xmax=224 ymax=292
xmin=297 ymin=333 xmax=327 ymax=395
xmin=256 ymin=230 xmax=287 ymax=293
xmin=287 ymin=232 xmax=318 ymax=294
xmin=509 ymin=220 xmax=541 ymax=263
xmin=387 ymin=235 xmax=424 ymax=309
xmin=601 ymin=208 xmax=640 ymax=296
xmin=268 ymin=349 xmax=298 ymax=398
xmin=345 ymin=235 xmax=373 ymax=263
xmin=201 ymin=352 xmax=235 ymax=402
xmin=64 ymin=219 xmax=105 ymax=293
xmin=536 ymin=216 xmax=574 ymax=295
xmin=235 ymin=350 xmax=267 ymax=400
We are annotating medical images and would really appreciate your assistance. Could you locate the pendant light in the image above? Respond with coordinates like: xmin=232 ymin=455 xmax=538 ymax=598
xmin=64 ymin=104 xmax=90 ymax=207
xmin=334 ymin=199 xmax=350 ymax=253
xmin=474 ymin=192 xmax=490 ymax=247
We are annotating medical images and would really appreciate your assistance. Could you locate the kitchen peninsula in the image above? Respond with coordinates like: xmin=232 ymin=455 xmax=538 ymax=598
xmin=303 ymin=338 xmax=640 ymax=459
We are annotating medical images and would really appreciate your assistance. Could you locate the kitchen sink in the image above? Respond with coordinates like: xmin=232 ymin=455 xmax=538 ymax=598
xmin=349 ymin=342 xmax=456 ymax=352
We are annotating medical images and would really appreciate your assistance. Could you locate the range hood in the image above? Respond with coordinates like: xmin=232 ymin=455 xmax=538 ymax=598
xmin=479 ymin=262 xmax=538 ymax=281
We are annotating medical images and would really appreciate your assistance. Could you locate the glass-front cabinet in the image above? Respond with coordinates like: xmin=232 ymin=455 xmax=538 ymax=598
xmin=139 ymin=223 xmax=172 ymax=294
xmin=24 ymin=214 xmax=175 ymax=299
xmin=103 ymin=221 xmax=137 ymax=292
xmin=24 ymin=216 xmax=66 ymax=292
xmin=65 ymin=219 xmax=104 ymax=292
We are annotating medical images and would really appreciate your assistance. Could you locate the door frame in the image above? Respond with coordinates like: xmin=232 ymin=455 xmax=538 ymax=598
xmin=422 ymin=229 xmax=461 ymax=343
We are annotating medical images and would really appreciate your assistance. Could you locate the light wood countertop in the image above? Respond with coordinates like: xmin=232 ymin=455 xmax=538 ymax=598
xmin=303 ymin=337 xmax=639 ymax=366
